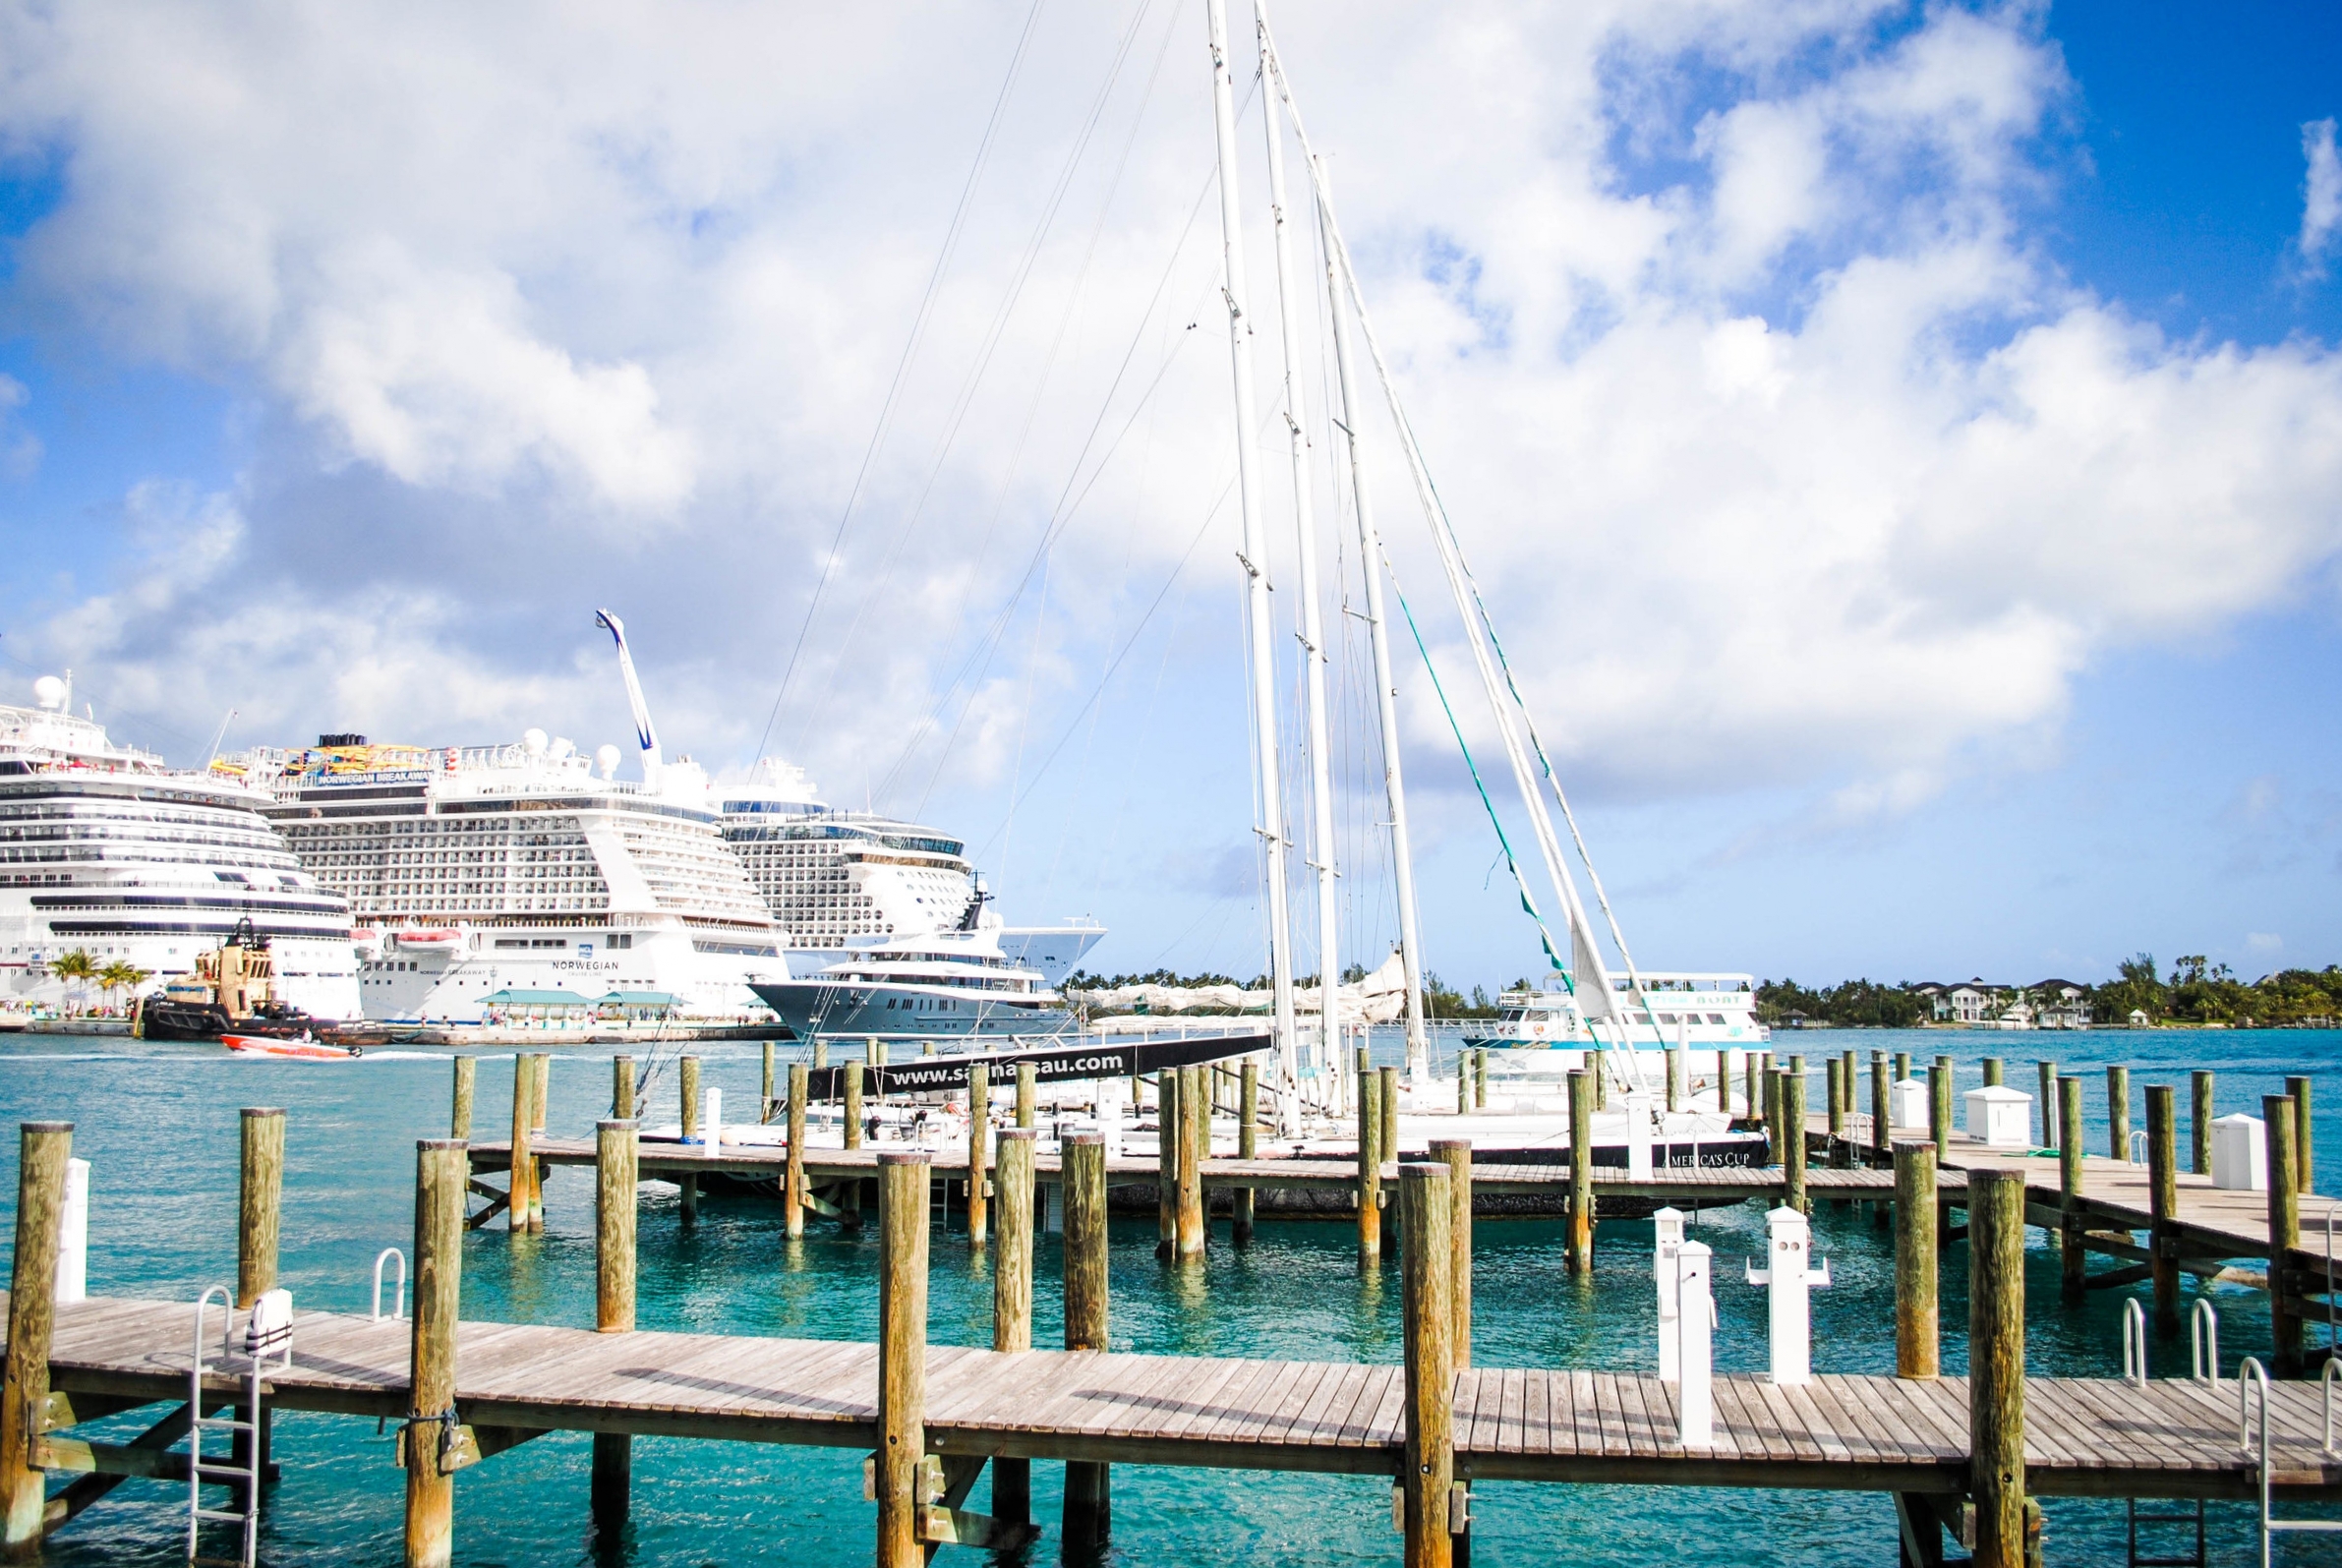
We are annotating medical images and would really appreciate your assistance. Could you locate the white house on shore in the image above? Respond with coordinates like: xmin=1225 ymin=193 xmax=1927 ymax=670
xmin=1913 ymin=978 xmax=2092 ymax=1028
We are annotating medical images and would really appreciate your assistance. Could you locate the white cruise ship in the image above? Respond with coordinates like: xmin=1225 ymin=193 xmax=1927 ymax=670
xmin=214 ymin=731 xmax=784 ymax=1023
xmin=713 ymin=757 xmax=1105 ymax=983
xmin=0 ymin=675 xmax=359 ymax=1018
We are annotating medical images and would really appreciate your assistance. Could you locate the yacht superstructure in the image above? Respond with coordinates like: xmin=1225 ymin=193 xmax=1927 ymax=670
xmin=748 ymin=925 xmax=1070 ymax=1042
xmin=0 ymin=676 xmax=359 ymax=1018
xmin=1463 ymin=972 xmax=1768 ymax=1051
xmin=216 ymin=732 xmax=782 ymax=1022
xmin=713 ymin=758 xmax=1105 ymax=984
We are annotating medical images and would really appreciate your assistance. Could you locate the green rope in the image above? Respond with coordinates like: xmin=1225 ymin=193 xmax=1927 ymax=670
xmin=1388 ymin=570 xmax=1570 ymax=985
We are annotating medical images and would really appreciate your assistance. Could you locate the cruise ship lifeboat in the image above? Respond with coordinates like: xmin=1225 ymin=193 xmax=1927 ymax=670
xmin=225 ymin=1034 xmax=362 ymax=1061
xmin=351 ymin=929 xmax=382 ymax=961
xmin=392 ymin=929 xmax=463 ymax=952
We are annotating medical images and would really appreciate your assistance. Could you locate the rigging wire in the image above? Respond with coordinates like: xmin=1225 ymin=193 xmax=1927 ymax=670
xmin=754 ymin=0 xmax=1050 ymax=763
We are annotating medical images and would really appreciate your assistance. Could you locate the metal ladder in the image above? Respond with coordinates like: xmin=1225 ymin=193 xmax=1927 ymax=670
xmin=2237 ymin=1355 xmax=2342 ymax=1568
xmin=187 ymin=1285 xmax=292 ymax=1568
xmin=2125 ymin=1300 xmax=2209 ymax=1568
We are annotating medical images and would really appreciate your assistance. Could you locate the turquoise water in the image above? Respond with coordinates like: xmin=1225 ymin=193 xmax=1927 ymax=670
xmin=5 ymin=1027 xmax=2339 ymax=1566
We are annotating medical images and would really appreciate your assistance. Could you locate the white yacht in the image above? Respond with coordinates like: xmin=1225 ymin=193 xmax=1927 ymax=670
xmin=713 ymin=757 xmax=1105 ymax=984
xmin=215 ymin=731 xmax=783 ymax=1023
xmin=748 ymin=924 xmax=1070 ymax=1042
xmin=1464 ymin=971 xmax=1769 ymax=1050
xmin=0 ymin=675 xmax=359 ymax=1018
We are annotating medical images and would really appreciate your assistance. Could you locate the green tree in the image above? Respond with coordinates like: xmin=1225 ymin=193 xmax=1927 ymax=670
xmin=48 ymin=948 xmax=96 ymax=1015
xmin=97 ymin=960 xmax=150 ymax=1014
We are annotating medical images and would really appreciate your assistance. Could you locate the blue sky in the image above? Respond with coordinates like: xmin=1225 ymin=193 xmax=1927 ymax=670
xmin=0 ymin=1 xmax=2337 ymax=993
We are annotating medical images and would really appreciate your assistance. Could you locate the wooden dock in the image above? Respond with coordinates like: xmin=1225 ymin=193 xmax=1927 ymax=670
xmin=34 ymin=1294 xmax=2342 ymax=1501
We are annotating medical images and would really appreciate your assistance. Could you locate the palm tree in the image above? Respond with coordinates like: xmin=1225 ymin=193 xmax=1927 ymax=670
xmin=98 ymin=960 xmax=149 ymax=1015
xmin=48 ymin=949 xmax=96 ymax=1016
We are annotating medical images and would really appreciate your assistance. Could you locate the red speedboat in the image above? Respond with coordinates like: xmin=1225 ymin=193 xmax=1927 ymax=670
xmin=224 ymin=1034 xmax=362 ymax=1061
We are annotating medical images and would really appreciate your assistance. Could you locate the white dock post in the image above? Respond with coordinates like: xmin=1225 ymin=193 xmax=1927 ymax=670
xmin=1745 ymin=1205 xmax=1832 ymax=1384
xmin=56 ymin=1157 xmax=88 ymax=1304
xmin=704 ymin=1086 xmax=723 ymax=1150
xmin=1099 ymin=1078 xmax=1127 ymax=1161
xmin=1675 ymin=1240 xmax=1714 ymax=1448
xmin=1625 ymin=1090 xmax=1654 ymax=1181
xmin=1654 ymin=1206 xmax=1685 ymax=1381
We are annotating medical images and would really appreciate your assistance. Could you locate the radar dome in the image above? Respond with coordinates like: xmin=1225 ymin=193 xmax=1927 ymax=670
xmin=595 ymin=744 xmax=621 ymax=779
xmin=522 ymin=727 xmax=549 ymax=756
xmin=31 ymin=676 xmax=66 ymax=712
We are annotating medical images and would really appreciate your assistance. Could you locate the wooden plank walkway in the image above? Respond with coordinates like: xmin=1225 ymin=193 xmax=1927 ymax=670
xmin=38 ymin=1296 xmax=2342 ymax=1501
xmin=480 ymin=1138 xmax=1912 ymax=1204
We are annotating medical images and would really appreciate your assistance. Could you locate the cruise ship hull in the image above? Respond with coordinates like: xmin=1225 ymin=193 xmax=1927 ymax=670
xmin=750 ymin=978 xmax=1071 ymax=1041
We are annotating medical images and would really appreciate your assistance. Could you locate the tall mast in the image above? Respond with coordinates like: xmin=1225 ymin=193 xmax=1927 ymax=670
xmin=1314 ymin=156 xmax=1429 ymax=1082
xmin=1255 ymin=0 xmax=1340 ymax=1100
xmin=1205 ymin=0 xmax=1300 ymax=1128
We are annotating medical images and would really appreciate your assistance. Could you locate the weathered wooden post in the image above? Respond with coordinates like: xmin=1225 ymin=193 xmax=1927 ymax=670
xmin=1 ymin=1123 xmax=70 ymax=1558
xmin=1894 ymin=1049 xmax=1910 ymax=1083
xmin=774 ymin=1062 xmax=803 ymax=1240
xmin=613 ymin=1054 xmax=635 ymax=1121
xmin=966 ymin=1062 xmax=990 ymax=1248
xmin=1379 ymin=1065 xmax=1400 ymax=1166
xmin=1893 ymin=1142 xmax=1938 ymax=1377
xmin=508 ymin=1055 xmax=534 ymax=1236
xmin=1784 ymin=1071 xmax=1808 ymax=1213
xmin=676 ymin=1055 xmax=701 ymax=1226
xmin=1968 ymin=1168 xmax=2027 ymax=1568
xmin=842 ymin=1060 xmax=864 ymax=1229
xmin=1155 ymin=1071 xmax=1179 ymax=1260
xmin=1666 ymin=1046 xmax=1682 ymax=1114
xmin=1591 ymin=1048 xmax=1609 ymax=1112
xmin=239 ymin=1106 xmax=285 ymax=1307
xmin=1722 ymin=1048 xmax=1735 ymax=1117
xmin=529 ymin=1054 xmax=550 ymax=1231
xmin=1929 ymin=1058 xmax=1951 ymax=1161
xmin=875 ymin=1150 xmax=930 ymax=1568
xmin=450 ymin=1058 xmax=475 ymax=1140
xmin=1743 ymin=1052 xmax=1760 ymax=1127
xmin=2265 ymin=1096 xmax=2302 ymax=1377
xmin=2106 ymin=1064 xmax=2130 ymax=1161
xmin=2287 ymin=1076 xmax=2313 ymax=1192
xmin=1430 ymin=1138 xmax=1472 ymax=1369
xmin=1357 ymin=1064 xmax=1382 ymax=1261
xmin=1826 ymin=1058 xmax=1847 ymax=1169
xmin=1473 ymin=1048 xmax=1487 ymax=1110
xmin=593 ymin=1119 xmax=637 ymax=1535
xmin=1399 ymin=1163 xmax=1455 ymax=1568
xmin=992 ymin=1128 xmax=1036 ymax=1526
xmin=1567 ymin=1069 xmax=1594 ymax=1274
xmin=1871 ymin=1050 xmax=1891 ymax=1162
xmin=1175 ymin=1065 xmax=1205 ymax=1259
xmin=1981 ymin=1057 xmax=2004 ymax=1088
xmin=1062 ymin=1132 xmax=1110 ymax=1550
xmin=2058 ymin=1075 xmax=2084 ymax=1303
xmin=1234 ymin=1061 xmax=1258 ymax=1246
xmin=2145 ymin=1085 xmax=2179 ymax=1334
xmin=1760 ymin=1065 xmax=1780 ymax=1165
xmin=2035 ymin=1061 xmax=2056 ymax=1149
xmin=2191 ymin=1070 xmax=2214 ymax=1176
xmin=406 ymin=1138 xmax=466 ymax=1568
xmin=761 ymin=1039 xmax=775 ymax=1122
xmin=1015 ymin=1063 xmax=1036 ymax=1130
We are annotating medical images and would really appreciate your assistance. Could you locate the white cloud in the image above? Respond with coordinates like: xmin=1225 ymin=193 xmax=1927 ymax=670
xmin=3 ymin=0 xmax=2341 ymax=855
xmin=2247 ymin=932 xmax=2283 ymax=953
xmin=2301 ymin=117 xmax=2342 ymax=275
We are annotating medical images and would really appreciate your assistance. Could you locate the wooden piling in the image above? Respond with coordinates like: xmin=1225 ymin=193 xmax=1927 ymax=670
xmin=1968 ymin=1169 xmax=2027 ymax=1568
xmin=2287 ymin=1076 xmax=2313 ymax=1193
xmin=592 ymin=1119 xmax=637 ymax=1535
xmin=2058 ymin=1076 xmax=2084 ymax=1303
xmin=2106 ymin=1065 xmax=2130 ymax=1162
xmin=966 ymin=1063 xmax=990 ymax=1248
xmin=1567 ymin=1070 xmax=1594 ymax=1274
xmin=1430 ymin=1138 xmax=1472 ymax=1369
xmin=1 ymin=1122 xmax=70 ymax=1558
xmin=1981 ymin=1058 xmax=2003 ymax=1088
xmin=2035 ymin=1061 xmax=2056 ymax=1150
xmin=1399 ymin=1163 xmax=1455 ymax=1568
xmin=1592 ymin=1048 xmax=1608 ymax=1112
xmin=784 ymin=1062 xmax=807 ymax=1240
xmin=1762 ymin=1066 xmax=1781 ymax=1167
xmin=238 ymin=1106 xmax=285 ymax=1307
xmin=1176 ymin=1065 xmax=1205 ymax=1259
xmin=842 ymin=1061 xmax=864 ymax=1229
xmin=1666 ymin=1047 xmax=1682 ymax=1113
xmin=1379 ymin=1065 xmax=1400 ymax=1165
xmin=2265 ymin=1096 xmax=2302 ymax=1377
xmin=2145 ymin=1085 xmax=2179 ymax=1335
xmin=1016 ymin=1062 xmax=1036 ymax=1130
xmin=1473 ymin=1048 xmax=1487 ymax=1110
xmin=991 ymin=1128 xmax=1036 ymax=1526
xmin=1062 ymin=1132 xmax=1110 ymax=1550
xmin=1156 ymin=1071 xmax=1179 ymax=1260
xmin=1871 ymin=1050 xmax=1891 ymax=1160
xmin=1458 ymin=1059 xmax=1471 ymax=1116
xmin=508 ymin=1055 xmax=534 ymax=1236
xmin=761 ymin=1039 xmax=775 ymax=1121
xmin=1894 ymin=1050 xmax=1910 ymax=1083
xmin=678 ymin=1055 xmax=701 ymax=1227
xmin=1893 ymin=1142 xmax=1938 ymax=1378
xmin=1784 ymin=1071 xmax=1808 ymax=1213
xmin=2191 ymin=1070 xmax=2214 ymax=1176
xmin=875 ymin=1151 xmax=930 ymax=1568
xmin=1826 ymin=1057 xmax=1845 ymax=1151
xmin=613 ymin=1055 xmax=635 ymax=1121
xmin=1928 ymin=1059 xmax=1951 ymax=1161
xmin=1743 ymin=1052 xmax=1760 ymax=1127
xmin=1235 ymin=1061 xmax=1258 ymax=1246
xmin=406 ymin=1138 xmax=466 ymax=1568
xmin=1722 ymin=1049 xmax=1735 ymax=1117
xmin=450 ymin=1058 xmax=475 ymax=1140
xmin=1357 ymin=1065 xmax=1382 ymax=1260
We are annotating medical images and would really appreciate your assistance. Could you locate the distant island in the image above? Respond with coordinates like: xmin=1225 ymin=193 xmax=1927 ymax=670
xmin=1757 ymin=955 xmax=2342 ymax=1030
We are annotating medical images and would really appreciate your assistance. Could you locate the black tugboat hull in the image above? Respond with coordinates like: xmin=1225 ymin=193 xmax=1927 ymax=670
xmin=139 ymin=1000 xmax=336 ymax=1043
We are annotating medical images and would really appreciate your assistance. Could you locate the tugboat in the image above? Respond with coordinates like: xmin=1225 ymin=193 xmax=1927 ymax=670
xmin=136 ymin=919 xmax=339 ymax=1042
